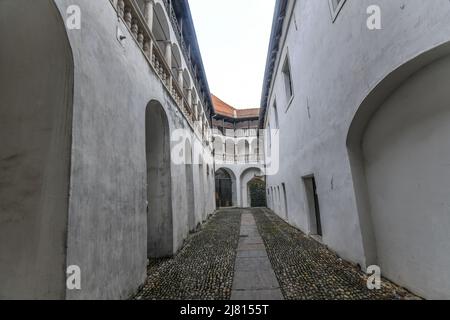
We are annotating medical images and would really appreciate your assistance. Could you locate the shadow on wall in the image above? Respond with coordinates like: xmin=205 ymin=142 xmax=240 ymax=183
xmin=0 ymin=0 xmax=74 ymax=299
xmin=347 ymin=41 xmax=450 ymax=300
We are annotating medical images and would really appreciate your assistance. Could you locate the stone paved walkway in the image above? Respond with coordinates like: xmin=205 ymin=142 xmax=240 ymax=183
xmin=134 ymin=208 xmax=418 ymax=300
xmin=231 ymin=211 xmax=283 ymax=300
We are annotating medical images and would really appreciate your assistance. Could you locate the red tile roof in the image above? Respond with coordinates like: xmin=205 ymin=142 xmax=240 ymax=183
xmin=211 ymin=94 xmax=260 ymax=119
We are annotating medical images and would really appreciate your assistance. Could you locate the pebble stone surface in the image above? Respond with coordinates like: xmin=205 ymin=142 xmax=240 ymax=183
xmin=134 ymin=208 xmax=419 ymax=300
xmin=134 ymin=209 xmax=241 ymax=300
xmin=252 ymin=208 xmax=419 ymax=300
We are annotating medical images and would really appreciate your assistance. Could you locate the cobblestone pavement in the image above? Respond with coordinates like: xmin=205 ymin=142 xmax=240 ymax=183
xmin=134 ymin=209 xmax=241 ymax=300
xmin=134 ymin=208 xmax=418 ymax=300
xmin=252 ymin=208 xmax=419 ymax=300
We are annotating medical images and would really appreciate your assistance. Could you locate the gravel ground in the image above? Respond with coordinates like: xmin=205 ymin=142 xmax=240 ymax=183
xmin=133 ymin=209 xmax=241 ymax=300
xmin=252 ymin=208 xmax=419 ymax=300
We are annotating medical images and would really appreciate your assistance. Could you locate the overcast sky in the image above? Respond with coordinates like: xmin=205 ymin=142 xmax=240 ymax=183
xmin=188 ymin=0 xmax=275 ymax=109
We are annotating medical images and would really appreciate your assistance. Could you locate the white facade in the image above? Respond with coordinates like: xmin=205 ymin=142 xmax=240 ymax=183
xmin=214 ymin=128 xmax=265 ymax=207
xmin=262 ymin=0 xmax=450 ymax=299
xmin=0 ymin=0 xmax=216 ymax=299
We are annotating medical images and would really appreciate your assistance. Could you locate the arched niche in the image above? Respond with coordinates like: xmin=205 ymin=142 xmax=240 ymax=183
xmin=0 ymin=0 xmax=73 ymax=299
xmin=347 ymin=41 xmax=450 ymax=299
xmin=184 ymin=138 xmax=195 ymax=231
xmin=146 ymin=100 xmax=173 ymax=258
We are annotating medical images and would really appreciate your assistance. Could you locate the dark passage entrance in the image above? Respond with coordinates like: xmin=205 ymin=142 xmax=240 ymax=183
xmin=215 ymin=169 xmax=232 ymax=207
xmin=248 ymin=177 xmax=267 ymax=208
xmin=304 ymin=176 xmax=322 ymax=237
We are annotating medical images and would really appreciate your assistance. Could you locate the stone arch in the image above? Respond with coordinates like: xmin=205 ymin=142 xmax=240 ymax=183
xmin=146 ymin=100 xmax=173 ymax=258
xmin=0 ymin=0 xmax=73 ymax=299
xmin=153 ymin=2 xmax=171 ymax=52
xmin=347 ymin=41 xmax=450 ymax=299
xmin=184 ymin=138 xmax=195 ymax=232
xmin=239 ymin=167 xmax=263 ymax=208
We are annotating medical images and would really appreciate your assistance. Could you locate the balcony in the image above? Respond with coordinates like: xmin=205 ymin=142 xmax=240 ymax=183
xmin=214 ymin=153 xmax=264 ymax=165
xmin=110 ymin=0 xmax=210 ymax=141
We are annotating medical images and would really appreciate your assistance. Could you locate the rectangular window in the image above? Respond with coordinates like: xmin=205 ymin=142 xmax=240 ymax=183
xmin=282 ymin=56 xmax=293 ymax=101
xmin=329 ymin=0 xmax=346 ymax=22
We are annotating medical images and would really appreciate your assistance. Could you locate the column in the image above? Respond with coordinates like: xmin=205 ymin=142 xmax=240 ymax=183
xmin=187 ymin=88 xmax=192 ymax=106
xmin=144 ymin=0 xmax=154 ymax=31
xmin=164 ymin=41 xmax=172 ymax=67
xmin=177 ymin=69 xmax=184 ymax=88
xmin=164 ymin=41 xmax=172 ymax=88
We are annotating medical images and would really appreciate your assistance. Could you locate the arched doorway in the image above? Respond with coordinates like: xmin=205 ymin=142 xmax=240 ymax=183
xmin=215 ymin=168 xmax=233 ymax=207
xmin=185 ymin=139 xmax=195 ymax=232
xmin=146 ymin=100 xmax=173 ymax=258
xmin=247 ymin=177 xmax=267 ymax=208
xmin=347 ymin=44 xmax=450 ymax=299
xmin=240 ymin=167 xmax=263 ymax=208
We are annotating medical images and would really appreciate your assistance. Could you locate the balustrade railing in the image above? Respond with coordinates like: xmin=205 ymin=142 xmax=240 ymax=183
xmin=214 ymin=153 xmax=264 ymax=165
xmin=111 ymin=0 xmax=203 ymax=132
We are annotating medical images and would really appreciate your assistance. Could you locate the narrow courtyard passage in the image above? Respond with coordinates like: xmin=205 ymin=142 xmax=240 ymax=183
xmin=134 ymin=208 xmax=417 ymax=300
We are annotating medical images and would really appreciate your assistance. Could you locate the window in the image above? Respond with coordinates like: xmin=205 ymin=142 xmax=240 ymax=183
xmin=329 ymin=0 xmax=346 ymax=22
xmin=282 ymin=55 xmax=293 ymax=102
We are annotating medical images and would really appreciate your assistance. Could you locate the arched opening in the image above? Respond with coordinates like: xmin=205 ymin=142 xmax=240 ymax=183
xmin=240 ymin=167 xmax=263 ymax=208
xmin=152 ymin=3 xmax=170 ymax=53
xmin=225 ymin=139 xmax=235 ymax=163
xmin=146 ymin=100 xmax=173 ymax=258
xmin=247 ymin=177 xmax=267 ymax=208
xmin=214 ymin=135 xmax=224 ymax=162
xmin=191 ymin=91 xmax=198 ymax=119
xmin=184 ymin=139 xmax=195 ymax=232
xmin=171 ymin=43 xmax=182 ymax=79
xmin=347 ymin=42 xmax=450 ymax=299
xmin=183 ymin=69 xmax=191 ymax=98
xmin=215 ymin=168 xmax=234 ymax=207
xmin=237 ymin=139 xmax=250 ymax=163
xmin=250 ymin=138 xmax=258 ymax=163
xmin=0 ymin=0 xmax=73 ymax=299
xmin=245 ymin=140 xmax=250 ymax=163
